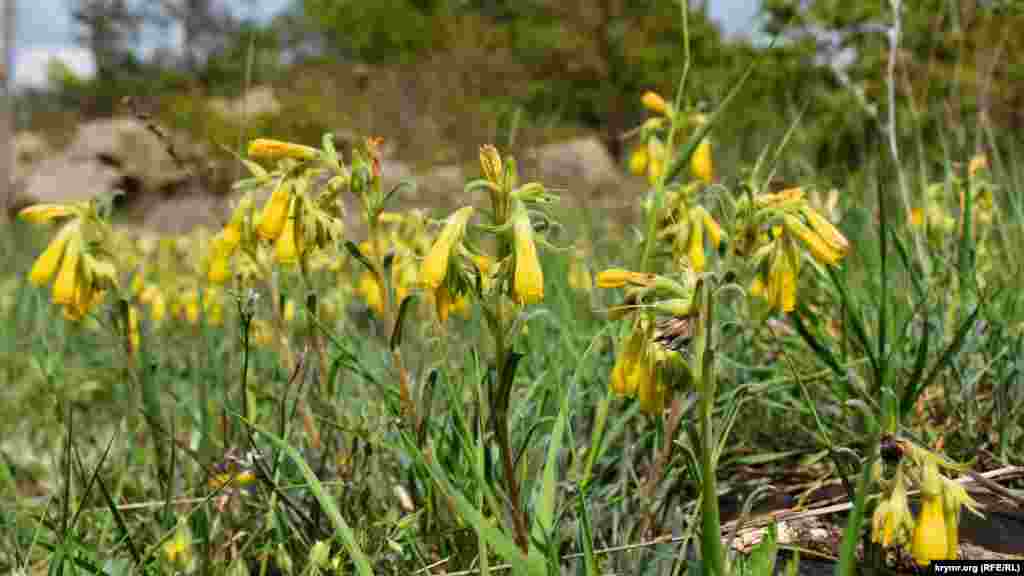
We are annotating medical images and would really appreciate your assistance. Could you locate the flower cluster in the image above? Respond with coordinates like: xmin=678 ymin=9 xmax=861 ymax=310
xmin=20 ymin=201 xmax=119 ymax=320
xmin=629 ymin=91 xmax=713 ymax=186
xmin=417 ymin=145 xmax=556 ymax=324
xmin=597 ymin=268 xmax=694 ymax=415
xmin=872 ymin=437 xmax=982 ymax=566
xmin=735 ymin=187 xmax=849 ymax=312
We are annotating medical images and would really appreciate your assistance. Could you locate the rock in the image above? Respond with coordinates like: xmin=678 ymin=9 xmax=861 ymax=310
xmin=207 ymin=86 xmax=281 ymax=121
xmin=17 ymin=118 xmax=222 ymax=233
xmin=21 ymin=118 xmax=192 ymax=208
xmin=139 ymin=187 xmax=225 ymax=235
xmin=526 ymin=137 xmax=623 ymax=195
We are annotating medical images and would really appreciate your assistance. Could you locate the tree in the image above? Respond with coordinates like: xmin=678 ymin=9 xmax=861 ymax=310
xmin=152 ymin=0 xmax=243 ymax=72
xmin=71 ymin=0 xmax=145 ymax=83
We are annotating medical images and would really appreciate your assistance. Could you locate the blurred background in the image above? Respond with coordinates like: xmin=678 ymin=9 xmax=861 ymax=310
xmin=1 ymin=0 xmax=1022 ymax=232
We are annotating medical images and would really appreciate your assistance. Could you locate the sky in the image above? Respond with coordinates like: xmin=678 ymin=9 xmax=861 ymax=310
xmin=5 ymin=0 xmax=761 ymax=89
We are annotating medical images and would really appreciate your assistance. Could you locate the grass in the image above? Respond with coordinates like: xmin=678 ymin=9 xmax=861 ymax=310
xmin=2 ymin=11 xmax=1024 ymax=576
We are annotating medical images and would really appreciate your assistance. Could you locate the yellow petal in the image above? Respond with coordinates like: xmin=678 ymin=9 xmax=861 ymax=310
xmin=784 ymin=214 xmax=842 ymax=266
xmin=358 ymin=271 xmax=384 ymax=316
xmin=641 ymin=91 xmax=669 ymax=115
xmin=698 ymin=206 xmax=722 ymax=248
xmin=596 ymin=268 xmax=655 ymax=289
xmin=29 ymin=223 xmax=75 ymax=286
xmin=128 ymin=306 xmax=140 ymax=354
xmin=637 ymin=351 xmax=665 ymax=416
xmin=688 ymin=214 xmax=705 ymax=272
xmin=754 ymin=187 xmax=804 ymax=210
xmin=801 ymin=207 xmax=849 ymax=256
xmin=479 ymin=145 xmax=503 ymax=184
xmin=419 ymin=206 xmax=474 ymax=289
xmin=248 ymin=138 xmax=319 ymax=161
xmin=512 ymin=206 xmax=544 ymax=305
xmin=690 ymin=138 xmax=713 ymax=184
xmin=150 ymin=291 xmax=167 ymax=324
xmin=274 ymin=215 xmax=302 ymax=264
xmin=207 ymin=248 xmax=231 ymax=284
xmin=18 ymin=203 xmax=77 ymax=224
xmin=629 ymin=147 xmax=649 ymax=176
xmin=434 ymin=285 xmax=454 ymax=323
xmin=256 ymin=181 xmax=292 ymax=240
xmin=912 ymin=496 xmax=949 ymax=566
xmin=52 ymin=235 xmax=82 ymax=306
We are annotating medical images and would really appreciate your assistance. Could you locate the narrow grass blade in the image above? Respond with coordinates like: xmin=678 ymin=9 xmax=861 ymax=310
xmin=246 ymin=419 xmax=375 ymax=576
xmin=836 ymin=455 xmax=875 ymax=576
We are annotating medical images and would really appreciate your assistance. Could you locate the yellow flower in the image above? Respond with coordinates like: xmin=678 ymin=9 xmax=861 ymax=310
xmin=248 ymin=138 xmax=319 ymax=161
xmin=29 ymin=222 xmax=76 ymax=286
xmin=435 ymin=284 xmax=454 ymax=323
xmin=690 ymin=138 xmax=713 ymax=184
xmin=696 ymin=206 xmax=723 ymax=249
xmin=801 ymin=207 xmax=849 ymax=257
xmin=784 ymin=214 xmax=844 ymax=266
xmin=913 ymin=461 xmax=950 ymax=566
xmin=128 ymin=305 xmax=140 ymax=354
xmin=753 ymin=241 xmax=799 ymax=313
xmin=18 ymin=202 xmax=82 ymax=224
xmin=637 ymin=346 xmax=666 ymax=415
xmin=140 ymin=285 xmax=167 ymax=324
xmin=610 ymin=331 xmax=643 ymax=396
xmin=913 ymin=495 xmax=949 ymax=566
xmin=647 ymin=139 xmax=666 ymax=185
xmin=629 ymin=146 xmax=649 ymax=177
xmin=391 ymin=253 xmax=418 ymax=306
xmin=452 ymin=293 xmax=472 ymax=318
xmin=207 ymin=236 xmax=236 ymax=284
xmin=51 ymin=234 xmax=82 ymax=306
xmin=472 ymin=253 xmax=497 ymax=293
xmin=754 ymin=187 xmax=805 ymax=210
xmin=256 ymin=181 xmax=292 ymax=240
xmin=596 ymin=268 xmax=656 ymax=289
xmin=479 ymin=145 xmax=503 ymax=184
xmin=512 ymin=205 xmax=544 ymax=305
xmin=688 ymin=213 xmax=706 ymax=272
xmin=909 ymin=208 xmax=925 ymax=228
xmin=420 ymin=206 xmax=474 ymax=290
xmin=283 ymin=299 xmax=296 ymax=323
xmin=872 ymin=465 xmax=921 ymax=551
xmin=163 ymin=522 xmax=193 ymax=567
xmin=358 ymin=271 xmax=385 ymax=316
xmin=641 ymin=91 xmax=669 ymax=116
xmin=274 ymin=211 xmax=303 ymax=265
xmin=205 ymin=288 xmax=224 ymax=326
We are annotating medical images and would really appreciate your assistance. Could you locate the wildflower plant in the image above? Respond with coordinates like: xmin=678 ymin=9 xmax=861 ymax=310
xmin=411 ymin=144 xmax=559 ymax=557
xmin=871 ymin=436 xmax=983 ymax=566
xmin=600 ymin=51 xmax=853 ymax=571
xmin=20 ymin=199 xmax=120 ymax=321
